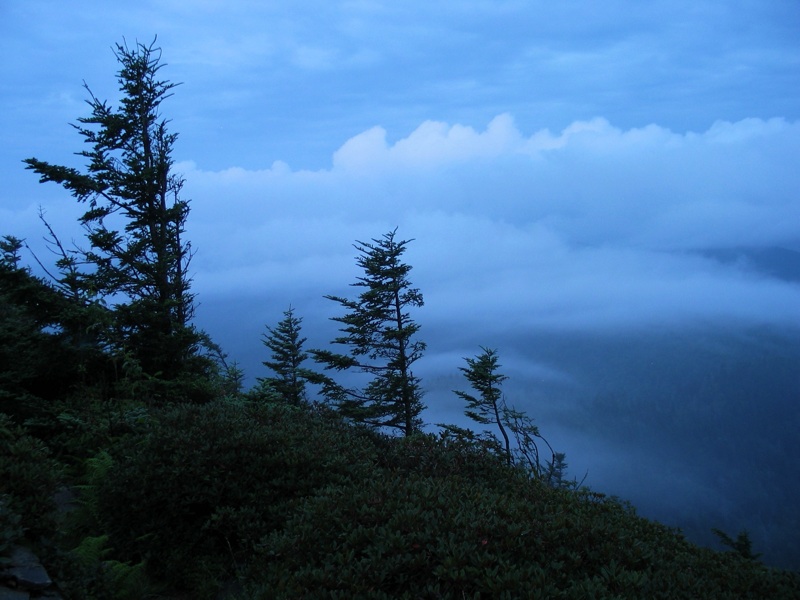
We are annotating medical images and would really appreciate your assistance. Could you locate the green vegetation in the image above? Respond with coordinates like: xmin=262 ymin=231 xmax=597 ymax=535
xmin=257 ymin=306 xmax=311 ymax=404
xmin=23 ymin=38 xmax=219 ymax=405
xmin=7 ymin=399 xmax=800 ymax=598
xmin=310 ymin=229 xmax=426 ymax=436
xmin=1 ymin=39 xmax=798 ymax=599
xmin=448 ymin=347 xmax=575 ymax=488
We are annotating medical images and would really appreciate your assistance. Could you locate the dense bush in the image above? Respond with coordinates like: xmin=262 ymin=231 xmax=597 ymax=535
xmin=95 ymin=399 xmax=380 ymax=593
xmin=0 ymin=493 xmax=24 ymax=556
xmin=22 ymin=395 xmax=151 ymax=472
xmin=80 ymin=398 xmax=799 ymax=598
xmin=40 ymin=535 xmax=155 ymax=600
xmin=0 ymin=413 xmax=62 ymax=541
xmin=3 ymin=391 xmax=799 ymax=599
xmin=372 ymin=429 xmax=515 ymax=483
xmin=248 ymin=471 xmax=800 ymax=599
xmin=250 ymin=473 xmax=558 ymax=598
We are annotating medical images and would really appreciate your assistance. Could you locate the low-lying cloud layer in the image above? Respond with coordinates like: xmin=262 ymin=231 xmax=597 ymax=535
xmin=178 ymin=115 xmax=800 ymax=359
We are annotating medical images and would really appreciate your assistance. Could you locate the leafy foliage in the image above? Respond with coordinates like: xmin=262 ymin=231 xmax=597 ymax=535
xmin=67 ymin=534 xmax=151 ymax=600
xmin=0 ymin=494 xmax=24 ymax=557
xmin=93 ymin=400 xmax=379 ymax=593
xmin=41 ymin=534 xmax=156 ymax=600
xmin=244 ymin=428 xmax=800 ymax=599
xmin=4 ymin=390 xmax=799 ymax=599
xmin=82 ymin=399 xmax=800 ymax=598
xmin=0 ymin=413 xmax=62 ymax=540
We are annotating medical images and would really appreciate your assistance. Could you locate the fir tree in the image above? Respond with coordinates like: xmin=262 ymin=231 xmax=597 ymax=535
xmin=23 ymin=39 xmax=212 ymax=401
xmin=0 ymin=236 xmax=107 ymax=419
xmin=712 ymin=528 xmax=762 ymax=561
xmin=454 ymin=347 xmax=512 ymax=465
xmin=311 ymin=229 xmax=426 ymax=436
xmin=451 ymin=347 xmax=580 ymax=487
xmin=259 ymin=307 xmax=309 ymax=405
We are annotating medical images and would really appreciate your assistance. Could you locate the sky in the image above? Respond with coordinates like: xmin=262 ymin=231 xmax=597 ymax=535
xmin=2 ymin=0 xmax=800 ymax=562
xmin=3 ymin=0 xmax=798 ymax=366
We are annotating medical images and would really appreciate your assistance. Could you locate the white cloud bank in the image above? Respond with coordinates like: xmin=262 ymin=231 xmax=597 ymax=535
xmin=178 ymin=115 xmax=800 ymax=343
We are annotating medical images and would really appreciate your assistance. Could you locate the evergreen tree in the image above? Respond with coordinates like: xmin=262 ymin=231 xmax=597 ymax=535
xmin=1 ymin=236 xmax=59 ymax=417
xmin=712 ymin=528 xmax=762 ymax=561
xmin=451 ymin=347 xmax=580 ymax=487
xmin=259 ymin=307 xmax=309 ymax=405
xmin=500 ymin=404 xmax=553 ymax=479
xmin=311 ymin=229 xmax=426 ymax=436
xmin=23 ymin=39 xmax=210 ymax=401
xmin=454 ymin=347 xmax=512 ymax=465
xmin=0 ymin=236 xmax=107 ymax=419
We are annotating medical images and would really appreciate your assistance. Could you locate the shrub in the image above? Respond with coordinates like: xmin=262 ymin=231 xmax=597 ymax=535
xmin=0 ymin=413 xmax=61 ymax=540
xmin=41 ymin=534 xmax=157 ymax=600
xmin=246 ymin=465 xmax=800 ymax=599
xmin=95 ymin=399 xmax=379 ymax=594
xmin=0 ymin=494 xmax=24 ymax=557
xmin=250 ymin=473 xmax=559 ymax=599
xmin=76 ymin=398 xmax=800 ymax=599
xmin=373 ymin=429 xmax=519 ymax=486
xmin=27 ymin=395 xmax=150 ymax=470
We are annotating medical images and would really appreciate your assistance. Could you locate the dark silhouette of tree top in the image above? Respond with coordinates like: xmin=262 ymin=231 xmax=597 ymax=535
xmin=23 ymin=38 xmax=209 ymax=401
xmin=259 ymin=306 xmax=311 ymax=405
xmin=311 ymin=229 xmax=426 ymax=436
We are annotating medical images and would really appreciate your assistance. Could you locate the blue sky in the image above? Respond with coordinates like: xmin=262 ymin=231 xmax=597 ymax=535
xmin=4 ymin=2 xmax=799 ymax=170
xmin=2 ymin=0 xmax=799 ymax=381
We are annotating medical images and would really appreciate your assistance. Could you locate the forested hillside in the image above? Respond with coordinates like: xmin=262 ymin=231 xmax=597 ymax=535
xmin=2 ymin=39 xmax=799 ymax=599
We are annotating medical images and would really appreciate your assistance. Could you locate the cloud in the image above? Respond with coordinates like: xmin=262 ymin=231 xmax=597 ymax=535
xmin=170 ymin=115 xmax=800 ymax=355
xmin=332 ymin=114 xmax=528 ymax=171
xmin=10 ymin=113 xmax=799 ymax=385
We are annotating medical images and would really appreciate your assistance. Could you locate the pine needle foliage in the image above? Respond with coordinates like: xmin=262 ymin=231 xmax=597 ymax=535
xmin=713 ymin=528 xmax=763 ymax=561
xmin=454 ymin=347 xmax=512 ymax=464
xmin=311 ymin=229 xmax=426 ymax=436
xmin=23 ymin=38 xmax=212 ymax=401
xmin=258 ymin=306 xmax=310 ymax=405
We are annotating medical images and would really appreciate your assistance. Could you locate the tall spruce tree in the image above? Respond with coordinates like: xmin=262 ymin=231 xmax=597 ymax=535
xmin=259 ymin=306 xmax=309 ymax=405
xmin=311 ymin=229 xmax=426 ymax=436
xmin=23 ymin=39 xmax=207 ymax=400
